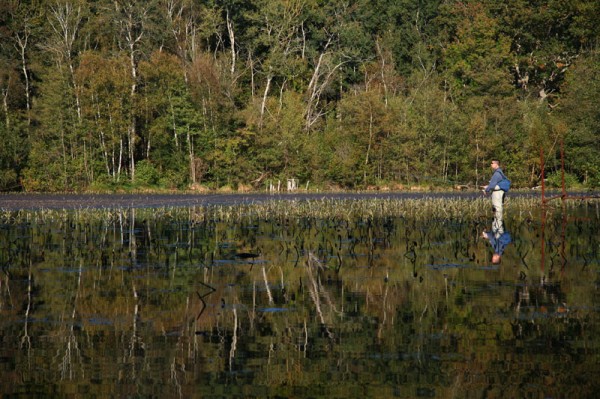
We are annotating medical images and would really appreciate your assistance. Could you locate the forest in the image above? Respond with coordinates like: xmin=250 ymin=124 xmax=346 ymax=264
xmin=0 ymin=0 xmax=599 ymax=192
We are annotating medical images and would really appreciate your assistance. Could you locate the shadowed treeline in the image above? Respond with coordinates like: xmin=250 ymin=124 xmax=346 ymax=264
xmin=1 ymin=1 xmax=599 ymax=192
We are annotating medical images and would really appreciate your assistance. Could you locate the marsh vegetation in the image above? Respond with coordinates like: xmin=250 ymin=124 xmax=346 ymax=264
xmin=1 ymin=197 xmax=599 ymax=397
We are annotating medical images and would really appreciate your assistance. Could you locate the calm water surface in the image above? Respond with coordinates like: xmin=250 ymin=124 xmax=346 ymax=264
xmin=1 ymin=195 xmax=599 ymax=398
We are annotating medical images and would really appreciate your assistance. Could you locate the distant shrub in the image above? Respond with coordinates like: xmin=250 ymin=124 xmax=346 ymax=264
xmin=88 ymin=173 xmax=117 ymax=192
xmin=546 ymin=171 xmax=581 ymax=189
xmin=158 ymin=169 xmax=188 ymax=190
xmin=582 ymin=167 xmax=600 ymax=189
xmin=0 ymin=169 xmax=18 ymax=191
xmin=135 ymin=160 xmax=159 ymax=186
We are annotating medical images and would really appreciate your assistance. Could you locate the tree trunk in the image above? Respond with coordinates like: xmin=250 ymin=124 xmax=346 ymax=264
xmin=260 ymin=75 xmax=272 ymax=129
xmin=304 ymin=43 xmax=346 ymax=132
xmin=364 ymin=109 xmax=373 ymax=184
xmin=248 ymin=53 xmax=255 ymax=100
xmin=1 ymin=85 xmax=9 ymax=129
xmin=187 ymin=126 xmax=196 ymax=184
xmin=118 ymin=137 xmax=123 ymax=183
xmin=226 ymin=9 xmax=236 ymax=75
xmin=49 ymin=3 xmax=83 ymax=123
xmin=60 ymin=113 xmax=68 ymax=189
xmin=375 ymin=39 xmax=389 ymax=107
xmin=15 ymin=31 xmax=31 ymax=125
xmin=169 ymin=94 xmax=179 ymax=148
xmin=128 ymin=124 xmax=135 ymax=181
xmin=116 ymin=2 xmax=148 ymax=182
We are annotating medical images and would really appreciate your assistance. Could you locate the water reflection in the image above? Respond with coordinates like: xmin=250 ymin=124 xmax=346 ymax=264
xmin=481 ymin=224 xmax=512 ymax=264
xmin=0 ymin=202 xmax=599 ymax=397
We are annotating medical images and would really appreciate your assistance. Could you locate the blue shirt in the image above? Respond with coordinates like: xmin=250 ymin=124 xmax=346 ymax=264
xmin=486 ymin=231 xmax=512 ymax=255
xmin=485 ymin=168 xmax=504 ymax=193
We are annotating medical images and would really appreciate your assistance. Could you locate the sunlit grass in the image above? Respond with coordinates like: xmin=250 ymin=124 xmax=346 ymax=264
xmin=1 ymin=196 xmax=594 ymax=225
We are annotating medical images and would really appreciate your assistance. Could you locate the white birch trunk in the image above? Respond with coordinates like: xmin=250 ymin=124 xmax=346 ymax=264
xmin=15 ymin=30 xmax=31 ymax=124
xmin=226 ymin=9 xmax=236 ymax=75
xmin=260 ymin=75 xmax=272 ymax=129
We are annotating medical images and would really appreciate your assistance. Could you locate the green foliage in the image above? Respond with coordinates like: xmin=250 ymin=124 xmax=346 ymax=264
xmin=337 ymin=89 xmax=388 ymax=187
xmin=0 ymin=0 xmax=599 ymax=191
xmin=134 ymin=160 xmax=159 ymax=186
xmin=87 ymin=173 xmax=117 ymax=192
xmin=0 ymin=116 xmax=27 ymax=191
xmin=546 ymin=171 xmax=581 ymax=189
xmin=250 ymin=91 xmax=307 ymax=183
xmin=557 ymin=50 xmax=600 ymax=188
xmin=23 ymin=66 xmax=82 ymax=191
xmin=158 ymin=169 xmax=188 ymax=190
xmin=441 ymin=2 xmax=513 ymax=99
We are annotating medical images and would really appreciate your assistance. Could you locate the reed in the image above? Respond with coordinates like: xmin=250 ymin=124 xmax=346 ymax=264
xmin=0 ymin=196 xmax=589 ymax=225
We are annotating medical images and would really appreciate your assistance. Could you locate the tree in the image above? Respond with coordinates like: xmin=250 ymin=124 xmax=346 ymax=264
xmin=440 ymin=2 xmax=513 ymax=100
xmin=23 ymin=69 xmax=80 ymax=191
xmin=186 ymin=51 xmax=236 ymax=187
xmin=76 ymin=52 xmax=133 ymax=183
xmin=557 ymin=50 xmax=600 ymax=186
xmin=336 ymin=86 xmax=388 ymax=187
xmin=111 ymin=0 xmax=157 ymax=182
xmin=142 ymin=52 xmax=206 ymax=186
xmin=499 ymin=0 xmax=599 ymax=104
xmin=2 ymin=0 xmax=600 ymax=191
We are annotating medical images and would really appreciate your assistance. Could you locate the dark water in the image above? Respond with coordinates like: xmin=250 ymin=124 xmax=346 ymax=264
xmin=1 ymin=197 xmax=599 ymax=398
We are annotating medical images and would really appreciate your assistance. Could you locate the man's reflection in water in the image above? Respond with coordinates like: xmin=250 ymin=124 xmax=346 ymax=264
xmin=481 ymin=224 xmax=512 ymax=264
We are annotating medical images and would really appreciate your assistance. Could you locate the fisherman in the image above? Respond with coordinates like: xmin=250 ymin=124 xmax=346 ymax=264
xmin=482 ymin=159 xmax=507 ymax=234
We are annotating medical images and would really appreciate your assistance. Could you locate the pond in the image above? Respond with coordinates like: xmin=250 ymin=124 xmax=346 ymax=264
xmin=1 ymin=194 xmax=599 ymax=398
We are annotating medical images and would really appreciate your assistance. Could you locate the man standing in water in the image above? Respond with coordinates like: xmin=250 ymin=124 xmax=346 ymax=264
xmin=483 ymin=159 xmax=506 ymax=234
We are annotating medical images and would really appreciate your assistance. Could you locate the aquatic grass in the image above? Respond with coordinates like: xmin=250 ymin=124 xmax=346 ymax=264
xmin=185 ymin=196 xmax=579 ymax=223
xmin=0 ymin=196 xmax=591 ymax=225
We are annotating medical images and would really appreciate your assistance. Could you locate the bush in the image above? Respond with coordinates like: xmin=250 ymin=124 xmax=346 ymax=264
xmin=584 ymin=169 xmax=600 ymax=189
xmin=135 ymin=160 xmax=159 ymax=186
xmin=88 ymin=173 xmax=120 ymax=192
xmin=158 ymin=169 xmax=188 ymax=190
xmin=0 ymin=169 xmax=18 ymax=191
xmin=545 ymin=171 xmax=581 ymax=189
